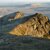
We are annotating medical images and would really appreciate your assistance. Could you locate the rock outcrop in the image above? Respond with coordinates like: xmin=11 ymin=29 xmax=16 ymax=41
xmin=9 ymin=13 xmax=50 ymax=39
xmin=8 ymin=11 xmax=24 ymax=21
xmin=14 ymin=11 xmax=24 ymax=19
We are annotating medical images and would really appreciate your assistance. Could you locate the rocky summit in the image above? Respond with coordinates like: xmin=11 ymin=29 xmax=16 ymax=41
xmin=9 ymin=13 xmax=50 ymax=39
xmin=0 ymin=12 xmax=50 ymax=50
xmin=8 ymin=11 xmax=24 ymax=21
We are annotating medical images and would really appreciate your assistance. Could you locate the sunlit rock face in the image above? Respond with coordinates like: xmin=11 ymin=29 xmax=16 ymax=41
xmin=14 ymin=11 xmax=24 ymax=19
xmin=9 ymin=13 xmax=50 ymax=39
xmin=8 ymin=11 xmax=24 ymax=21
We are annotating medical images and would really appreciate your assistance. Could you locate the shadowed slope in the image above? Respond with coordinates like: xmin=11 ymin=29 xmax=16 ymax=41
xmin=0 ymin=12 xmax=36 ymax=33
xmin=0 ymin=33 xmax=50 ymax=50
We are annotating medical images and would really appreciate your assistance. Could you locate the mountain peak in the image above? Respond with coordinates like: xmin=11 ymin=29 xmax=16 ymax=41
xmin=9 ymin=13 xmax=50 ymax=39
xmin=8 ymin=11 xmax=24 ymax=21
xmin=14 ymin=11 xmax=24 ymax=19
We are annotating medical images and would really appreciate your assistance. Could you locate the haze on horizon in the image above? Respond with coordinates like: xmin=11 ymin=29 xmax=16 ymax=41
xmin=0 ymin=0 xmax=50 ymax=6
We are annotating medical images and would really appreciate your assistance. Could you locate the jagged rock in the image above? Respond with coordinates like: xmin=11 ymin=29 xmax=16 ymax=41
xmin=9 ymin=13 xmax=50 ymax=39
xmin=14 ymin=11 xmax=24 ymax=19
xmin=8 ymin=11 xmax=24 ymax=21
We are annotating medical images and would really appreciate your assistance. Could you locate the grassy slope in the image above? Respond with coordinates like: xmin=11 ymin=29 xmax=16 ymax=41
xmin=0 ymin=34 xmax=50 ymax=50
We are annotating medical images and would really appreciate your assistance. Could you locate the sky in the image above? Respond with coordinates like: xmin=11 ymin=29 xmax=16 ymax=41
xmin=0 ymin=0 xmax=50 ymax=3
xmin=0 ymin=0 xmax=50 ymax=6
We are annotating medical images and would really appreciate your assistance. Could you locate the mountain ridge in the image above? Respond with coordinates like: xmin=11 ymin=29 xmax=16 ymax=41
xmin=0 ymin=12 xmax=50 ymax=39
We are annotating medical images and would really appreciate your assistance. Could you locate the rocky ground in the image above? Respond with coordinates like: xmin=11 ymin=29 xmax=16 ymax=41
xmin=0 ymin=12 xmax=50 ymax=50
xmin=9 ymin=13 xmax=50 ymax=39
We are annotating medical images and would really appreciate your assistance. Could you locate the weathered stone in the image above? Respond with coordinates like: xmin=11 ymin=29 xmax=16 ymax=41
xmin=9 ymin=13 xmax=50 ymax=39
xmin=14 ymin=11 xmax=24 ymax=19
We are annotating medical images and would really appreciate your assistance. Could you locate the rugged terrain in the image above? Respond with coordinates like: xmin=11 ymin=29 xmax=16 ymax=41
xmin=8 ymin=12 xmax=50 ymax=39
xmin=0 ymin=12 xmax=50 ymax=50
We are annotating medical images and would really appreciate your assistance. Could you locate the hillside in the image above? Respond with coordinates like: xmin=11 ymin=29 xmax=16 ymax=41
xmin=0 ymin=12 xmax=50 ymax=39
xmin=8 ymin=13 xmax=50 ymax=39
xmin=0 ymin=12 xmax=50 ymax=50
